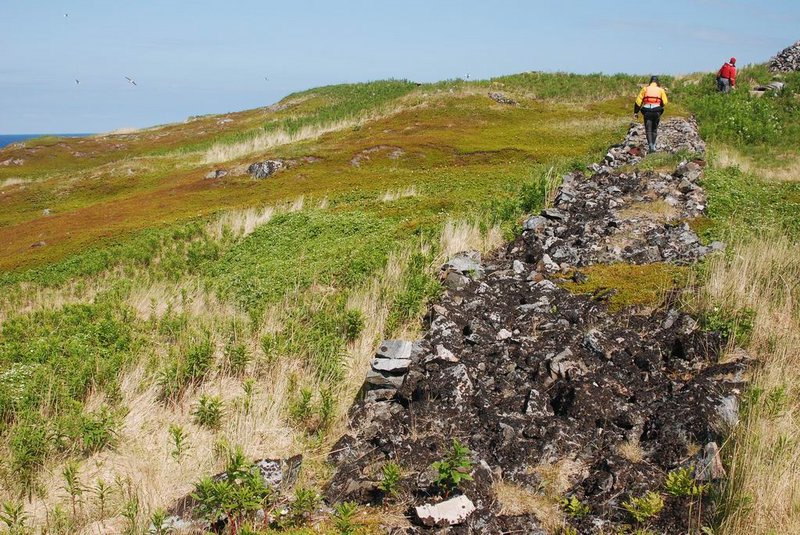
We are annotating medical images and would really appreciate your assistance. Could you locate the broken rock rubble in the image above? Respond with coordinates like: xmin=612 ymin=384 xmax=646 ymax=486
xmin=325 ymin=117 xmax=747 ymax=534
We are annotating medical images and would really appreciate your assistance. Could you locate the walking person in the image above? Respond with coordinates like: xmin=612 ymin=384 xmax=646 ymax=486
xmin=717 ymin=57 xmax=737 ymax=93
xmin=634 ymin=76 xmax=668 ymax=153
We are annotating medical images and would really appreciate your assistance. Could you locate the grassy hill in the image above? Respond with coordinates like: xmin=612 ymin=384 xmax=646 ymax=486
xmin=0 ymin=63 xmax=798 ymax=534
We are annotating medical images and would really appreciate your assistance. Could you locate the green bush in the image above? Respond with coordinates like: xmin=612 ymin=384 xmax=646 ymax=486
xmin=282 ymin=487 xmax=320 ymax=528
xmin=561 ymin=495 xmax=590 ymax=518
xmin=192 ymin=395 xmax=224 ymax=430
xmin=192 ymin=447 xmax=274 ymax=534
xmin=432 ymin=439 xmax=474 ymax=496
xmin=211 ymin=211 xmax=395 ymax=318
xmin=332 ymin=501 xmax=359 ymax=535
xmin=700 ymin=305 xmax=756 ymax=346
xmin=0 ymin=501 xmax=28 ymax=535
xmin=378 ymin=461 xmax=402 ymax=497
xmin=664 ymin=466 xmax=707 ymax=497
xmin=224 ymin=342 xmax=251 ymax=375
xmin=701 ymin=165 xmax=800 ymax=238
xmin=0 ymin=303 xmax=135 ymax=421
xmin=342 ymin=309 xmax=365 ymax=342
xmin=158 ymin=334 xmax=214 ymax=400
xmin=168 ymin=424 xmax=189 ymax=460
xmin=622 ymin=491 xmax=664 ymax=523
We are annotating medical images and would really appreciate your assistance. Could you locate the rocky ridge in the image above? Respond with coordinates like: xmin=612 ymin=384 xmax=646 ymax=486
xmin=769 ymin=40 xmax=800 ymax=73
xmin=326 ymin=118 xmax=749 ymax=533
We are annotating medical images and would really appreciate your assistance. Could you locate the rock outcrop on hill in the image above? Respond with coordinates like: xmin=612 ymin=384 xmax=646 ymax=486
xmin=326 ymin=118 xmax=748 ymax=534
xmin=770 ymin=40 xmax=800 ymax=72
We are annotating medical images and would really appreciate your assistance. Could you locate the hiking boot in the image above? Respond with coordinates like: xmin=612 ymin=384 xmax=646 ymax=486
xmin=649 ymin=143 xmax=657 ymax=152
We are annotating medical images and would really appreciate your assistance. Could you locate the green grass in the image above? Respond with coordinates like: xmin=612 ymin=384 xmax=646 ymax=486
xmin=702 ymin=165 xmax=800 ymax=239
xmin=0 ymin=302 xmax=137 ymax=492
xmin=0 ymin=71 xmax=651 ymax=518
xmin=210 ymin=210 xmax=397 ymax=317
xmin=674 ymin=63 xmax=800 ymax=535
xmin=675 ymin=67 xmax=800 ymax=165
xmin=163 ymin=79 xmax=419 ymax=156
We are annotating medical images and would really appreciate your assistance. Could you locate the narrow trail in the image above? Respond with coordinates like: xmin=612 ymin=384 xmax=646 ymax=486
xmin=326 ymin=118 xmax=749 ymax=534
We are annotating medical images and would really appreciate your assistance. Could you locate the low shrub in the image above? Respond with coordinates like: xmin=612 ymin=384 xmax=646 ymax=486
xmin=192 ymin=395 xmax=224 ymax=430
xmin=622 ymin=491 xmax=664 ymax=523
xmin=664 ymin=466 xmax=707 ymax=497
xmin=192 ymin=447 xmax=274 ymax=534
xmin=432 ymin=439 xmax=474 ymax=496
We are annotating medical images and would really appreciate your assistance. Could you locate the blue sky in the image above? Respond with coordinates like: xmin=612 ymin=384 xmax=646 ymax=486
xmin=1 ymin=0 xmax=798 ymax=133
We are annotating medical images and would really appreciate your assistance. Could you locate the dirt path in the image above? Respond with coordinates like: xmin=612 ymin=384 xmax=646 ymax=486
xmin=326 ymin=118 xmax=748 ymax=534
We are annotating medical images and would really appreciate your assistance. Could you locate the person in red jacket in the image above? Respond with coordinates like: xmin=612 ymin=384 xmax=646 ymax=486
xmin=717 ymin=57 xmax=737 ymax=93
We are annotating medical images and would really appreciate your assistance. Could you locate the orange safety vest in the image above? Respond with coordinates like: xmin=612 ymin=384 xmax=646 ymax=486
xmin=642 ymin=85 xmax=663 ymax=105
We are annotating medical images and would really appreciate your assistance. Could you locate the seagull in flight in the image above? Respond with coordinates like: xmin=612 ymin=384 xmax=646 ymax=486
xmin=64 ymin=13 xmax=69 ymax=18
xmin=264 ymin=76 xmax=269 ymax=82
xmin=75 ymin=79 xmax=80 ymax=85
xmin=124 ymin=76 xmax=138 ymax=86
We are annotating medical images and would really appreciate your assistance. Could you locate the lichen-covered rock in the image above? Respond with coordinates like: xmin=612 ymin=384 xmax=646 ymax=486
xmin=247 ymin=159 xmax=284 ymax=179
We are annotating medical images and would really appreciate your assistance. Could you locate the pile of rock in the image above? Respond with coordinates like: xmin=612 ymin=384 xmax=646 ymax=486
xmin=363 ymin=340 xmax=421 ymax=402
xmin=769 ymin=40 xmax=800 ymax=72
xmin=248 ymin=159 xmax=284 ymax=179
xmin=523 ymin=158 xmax=722 ymax=269
xmin=488 ymin=92 xmax=517 ymax=105
xmin=592 ymin=117 xmax=706 ymax=174
xmin=325 ymin=118 xmax=746 ymax=533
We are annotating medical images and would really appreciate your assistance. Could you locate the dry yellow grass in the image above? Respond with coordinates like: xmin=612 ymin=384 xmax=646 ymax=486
xmin=438 ymin=219 xmax=503 ymax=263
xmin=617 ymin=438 xmax=645 ymax=463
xmin=0 ymin=177 xmax=30 ymax=188
xmin=202 ymin=107 xmax=406 ymax=165
xmin=618 ymin=199 xmax=680 ymax=221
xmin=533 ymin=458 xmax=588 ymax=498
xmin=695 ymin=235 xmax=800 ymax=534
xmin=380 ymin=185 xmax=418 ymax=202
xmin=713 ymin=145 xmax=800 ymax=182
xmin=206 ymin=195 xmax=304 ymax=240
xmin=494 ymin=480 xmax=565 ymax=532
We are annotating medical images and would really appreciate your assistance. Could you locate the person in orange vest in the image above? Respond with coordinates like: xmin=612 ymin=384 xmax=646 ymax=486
xmin=717 ymin=57 xmax=737 ymax=93
xmin=634 ymin=76 xmax=668 ymax=153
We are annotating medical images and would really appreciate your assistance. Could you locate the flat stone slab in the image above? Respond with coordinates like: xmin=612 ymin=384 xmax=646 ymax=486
xmin=415 ymin=495 xmax=475 ymax=527
xmin=376 ymin=340 xmax=413 ymax=361
xmin=371 ymin=357 xmax=411 ymax=373
xmin=365 ymin=369 xmax=405 ymax=389
xmin=443 ymin=251 xmax=484 ymax=279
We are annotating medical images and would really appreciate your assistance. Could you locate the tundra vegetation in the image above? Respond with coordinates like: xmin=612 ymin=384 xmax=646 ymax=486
xmin=0 ymin=63 xmax=796 ymax=534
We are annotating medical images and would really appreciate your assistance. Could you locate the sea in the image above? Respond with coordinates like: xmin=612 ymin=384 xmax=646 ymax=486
xmin=0 ymin=133 xmax=93 ymax=149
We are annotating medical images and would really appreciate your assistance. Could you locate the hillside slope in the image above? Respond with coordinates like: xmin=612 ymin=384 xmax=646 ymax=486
xmin=0 ymin=73 xmax=643 ymax=533
xmin=0 ymin=58 xmax=798 ymax=534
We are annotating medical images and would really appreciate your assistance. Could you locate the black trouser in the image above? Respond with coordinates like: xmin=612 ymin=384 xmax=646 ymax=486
xmin=717 ymin=77 xmax=731 ymax=93
xmin=642 ymin=105 xmax=664 ymax=147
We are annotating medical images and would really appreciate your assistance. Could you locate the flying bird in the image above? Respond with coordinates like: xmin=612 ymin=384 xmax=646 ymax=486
xmin=75 ymin=79 xmax=80 ymax=85
xmin=64 ymin=13 xmax=69 ymax=18
xmin=264 ymin=76 xmax=269 ymax=82
xmin=124 ymin=76 xmax=137 ymax=86
xmin=465 ymin=73 xmax=471 ymax=80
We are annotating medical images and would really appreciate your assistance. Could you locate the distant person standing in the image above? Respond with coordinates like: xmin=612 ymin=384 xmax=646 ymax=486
xmin=717 ymin=57 xmax=737 ymax=92
xmin=634 ymin=76 xmax=668 ymax=153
